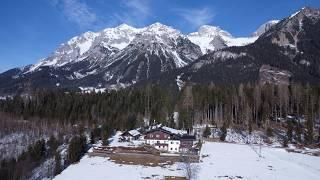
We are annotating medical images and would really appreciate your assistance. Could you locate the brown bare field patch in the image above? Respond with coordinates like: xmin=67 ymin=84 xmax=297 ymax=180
xmin=90 ymin=145 xmax=199 ymax=166
xmin=165 ymin=176 xmax=186 ymax=180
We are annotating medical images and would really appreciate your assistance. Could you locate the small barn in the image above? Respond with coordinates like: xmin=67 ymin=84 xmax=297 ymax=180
xmin=120 ymin=129 xmax=141 ymax=141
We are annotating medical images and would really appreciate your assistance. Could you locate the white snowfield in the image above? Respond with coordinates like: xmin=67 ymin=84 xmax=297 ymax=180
xmin=54 ymin=141 xmax=320 ymax=180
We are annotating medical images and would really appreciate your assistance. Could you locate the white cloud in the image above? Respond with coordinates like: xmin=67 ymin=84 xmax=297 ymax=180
xmin=114 ymin=0 xmax=152 ymax=26
xmin=50 ymin=0 xmax=152 ymax=29
xmin=175 ymin=7 xmax=215 ymax=29
xmin=50 ymin=0 xmax=97 ymax=28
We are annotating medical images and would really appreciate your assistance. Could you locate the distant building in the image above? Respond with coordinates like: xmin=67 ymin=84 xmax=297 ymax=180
xmin=286 ymin=115 xmax=307 ymax=123
xmin=120 ymin=129 xmax=141 ymax=141
xmin=180 ymin=135 xmax=197 ymax=153
xmin=144 ymin=126 xmax=196 ymax=153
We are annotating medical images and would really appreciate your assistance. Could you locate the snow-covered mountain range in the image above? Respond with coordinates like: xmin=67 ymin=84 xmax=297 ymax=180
xmin=0 ymin=20 xmax=278 ymax=93
xmin=2 ymin=7 xmax=320 ymax=94
xmin=27 ymin=21 xmax=271 ymax=73
xmin=13 ymin=6 xmax=319 ymax=96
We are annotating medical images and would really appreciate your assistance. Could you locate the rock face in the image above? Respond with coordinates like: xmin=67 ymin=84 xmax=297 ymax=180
xmin=1 ymin=7 xmax=319 ymax=94
xmin=100 ymin=23 xmax=202 ymax=87
xmin=259 ymin=65 xmax=292 ymax=85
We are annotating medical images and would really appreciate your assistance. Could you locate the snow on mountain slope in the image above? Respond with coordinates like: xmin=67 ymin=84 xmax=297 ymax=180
xmin=100 ymin=23 xmax=202 ymax=85
xmin=25 ymin=21 xmax=273 ymax=75
xmin=26 ymin=24 xmax=140 ymax=73
xmin=98 ymin=23 xmax=140 ymax=50
xmin=27 ymin=21 xmax=272 ymax=74
xmin=251 ymin=20 xmax=280 ymax=37
xmin=188 ymin=25 xmax=257 ymax=54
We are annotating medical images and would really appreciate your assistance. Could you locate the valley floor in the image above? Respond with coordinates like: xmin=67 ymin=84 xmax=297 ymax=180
xmin=54 ymin=141 xmax=320 ymax=180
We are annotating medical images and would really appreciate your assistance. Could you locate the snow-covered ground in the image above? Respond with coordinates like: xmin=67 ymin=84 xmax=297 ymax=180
xmin=54 ymin=155 xmax=185 ymax=180
xmin=108 ymin=131 xmax=144 ymax=147
xmin=88 ymin=131 xmax=144 ymax=153
xmin=54 ymin=141 xmax=320 ymax=180
xmin=197 ymin=142 xmax=320 ymax=180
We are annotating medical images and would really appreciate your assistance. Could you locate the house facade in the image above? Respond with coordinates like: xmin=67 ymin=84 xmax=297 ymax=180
xmin=180 ymin=135 xmax=197 ymax=153
xmin=144 ymin=127 xmax=195 ymax=153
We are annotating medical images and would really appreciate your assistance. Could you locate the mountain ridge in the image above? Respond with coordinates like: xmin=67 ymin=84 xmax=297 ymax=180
xmin=147 ymin=7 xmax=320 ymax=91
xmin=1 ymin=7 xmax=318 ymax=95
xmin=26 ymin=21 xmax=269 ymax=73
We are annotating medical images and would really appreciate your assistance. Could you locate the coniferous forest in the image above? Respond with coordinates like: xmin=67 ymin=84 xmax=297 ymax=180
xmin=0 ymin=83 xmax=319 ymax=137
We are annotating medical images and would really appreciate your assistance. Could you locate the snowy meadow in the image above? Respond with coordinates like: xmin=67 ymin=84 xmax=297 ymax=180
xmin=54 ymin=141 xmax=320 ymax=180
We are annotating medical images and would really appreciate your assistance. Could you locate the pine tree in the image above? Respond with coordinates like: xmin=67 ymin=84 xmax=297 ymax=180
xmin=220 ymin=123 xmax=227 ymax=141
xmin=295 ymin=123 xmax=302 ymax=142
xmin=67 ymin=136 xmax=86 ymax=164
xmin=203 ymin=125 xmax=211 ymax=138
xmin=48 ymin=135 xmax=59 ymax=155
xmin=266 ymin=127 xmax=273 ymax=137
xmin=283 ymin=137 xmax=288 ymax=147
xmin=90 ymin=131 xmax=95 ymax=144
xmin=287 ymin=121 xmax=293 ymax=142
xmin=54 ymin=152 xmax=62 ymax=175
xmin=305 ymin=116 xmax=314 ymax=144
xmin=248 ymin=123 xmax=252 ymax=135
xmin=101 ymin=124 xmax=110 ymax=146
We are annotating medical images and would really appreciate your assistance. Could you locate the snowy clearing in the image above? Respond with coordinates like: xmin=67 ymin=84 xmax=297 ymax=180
xmin=54 ymin=141 xmax=320 ymax=180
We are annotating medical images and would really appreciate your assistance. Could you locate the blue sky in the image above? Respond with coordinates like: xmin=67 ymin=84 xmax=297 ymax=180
xmin=0 ymin=0 xmax=320 ymax=73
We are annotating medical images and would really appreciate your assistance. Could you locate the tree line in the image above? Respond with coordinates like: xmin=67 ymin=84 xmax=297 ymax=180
xmin=0 ymin=83 xmax=319 ymax=142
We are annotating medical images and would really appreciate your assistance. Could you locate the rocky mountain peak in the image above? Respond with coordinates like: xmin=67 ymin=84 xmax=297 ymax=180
xmin=188 ymin=25 xmax=258 ymax=53
xmin=251 ymin=20 xmax=280 ymax=37
xmin=291 ymin=7 xmax=320 ymax=19
xmin=116 ymin=23 xmax=135 ymax=30
xmin=197 ymin=25 xmax=232 ymax=38
xmin=259 ymin=7 xmax=320 ymax=53
xmin=141 ymin=22 xmax=181 ymax=38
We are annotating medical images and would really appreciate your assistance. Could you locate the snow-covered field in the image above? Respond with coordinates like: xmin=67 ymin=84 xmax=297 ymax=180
xmin=198 ymin=142 xmax=320 ymax=180
xmin=54 ymin=141 xmax=320 ymax=180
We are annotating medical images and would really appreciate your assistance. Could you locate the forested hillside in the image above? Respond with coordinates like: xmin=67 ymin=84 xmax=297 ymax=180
xmin=1 ymin=83 xmax=319 ymax=137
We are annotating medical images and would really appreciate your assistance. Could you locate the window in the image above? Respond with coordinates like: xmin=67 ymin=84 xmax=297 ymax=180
xmin=156 ymin=134 xmax=160 ymax=138
xmin=175 ymin=148 xmax=177 ymax=150
xmin=157 ymin=141 xmax=160 ymax=144
xmin=150 ymin=135 xmax=153 ymax=138
xmin=176 ymin=142 xmax=179 ymax=144
xmin=171 ymin=142 xmax=173 ymax=144
xmin=170 ymin=148 xmax=173 ymax=150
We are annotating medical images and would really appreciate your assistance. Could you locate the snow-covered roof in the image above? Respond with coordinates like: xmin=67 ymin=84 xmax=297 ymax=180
xmin=128 ymin=130 xmax=140 ymax=137
xmin=161 ymin=126 xmax=187 ymax=135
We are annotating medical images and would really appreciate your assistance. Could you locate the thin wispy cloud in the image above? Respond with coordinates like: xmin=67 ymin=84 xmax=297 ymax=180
xmin=50 ymin=0 xmax=98 ymax=29
xmin=114 ymin=0 xmax=152 ymax=26
xmin=175 ymin=7 xmax=215 ymax=29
